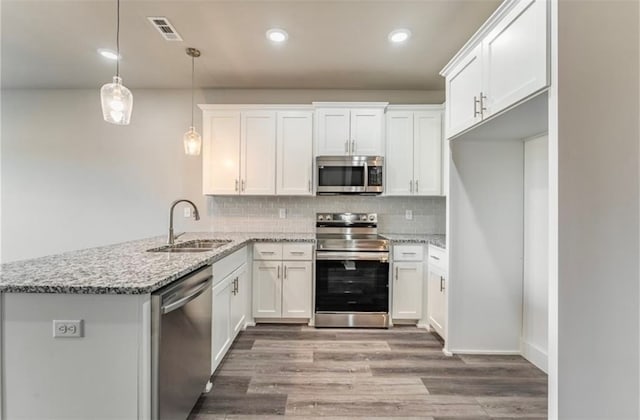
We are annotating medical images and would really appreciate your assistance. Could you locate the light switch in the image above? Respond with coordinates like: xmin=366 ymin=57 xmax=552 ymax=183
xmin=405 ymin=210 xmax=413 ymax=220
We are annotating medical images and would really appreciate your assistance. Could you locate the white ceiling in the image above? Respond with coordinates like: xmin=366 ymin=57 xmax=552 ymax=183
xmin=1 ymin=0 xmax=501 ymax=90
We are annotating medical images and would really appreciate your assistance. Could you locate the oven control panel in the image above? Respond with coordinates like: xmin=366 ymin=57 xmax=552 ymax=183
xmin=316 ymin=213 xmax=377 ymax=224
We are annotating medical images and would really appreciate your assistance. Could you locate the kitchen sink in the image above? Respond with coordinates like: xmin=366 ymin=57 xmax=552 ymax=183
xmin=147 ymin=239 xmax=232 ymax=253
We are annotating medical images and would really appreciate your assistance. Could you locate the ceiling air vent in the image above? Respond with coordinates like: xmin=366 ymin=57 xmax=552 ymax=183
xmin=147 ymin=17 xmax=183 ymax=41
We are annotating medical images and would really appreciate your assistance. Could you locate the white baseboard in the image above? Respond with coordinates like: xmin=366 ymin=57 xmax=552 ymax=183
xmin=521 ymin=339 xmax=548 ymax=373
xmin=448 ymin=348 xmax=522 ymax=355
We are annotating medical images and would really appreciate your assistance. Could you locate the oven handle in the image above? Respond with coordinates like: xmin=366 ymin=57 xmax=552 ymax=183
xmin=316 ymin=251 xmax=389 ymax=262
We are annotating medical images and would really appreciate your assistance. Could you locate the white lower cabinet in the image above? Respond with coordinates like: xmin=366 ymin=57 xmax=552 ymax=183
xmin=252 ymin=261 xmax=282 ymax=317
xmin=392 ymin=262 xmax=424 ymax=319
xmin=282 ymin=261 xmax=313 ymax=318
xmin=253 ymin=243 xmax=313 ymax=320
xmin=391 ymin=245 xmax=425 ymax=321
xmin=427 ymin=245 xmax=448 ymax=339
xmin=211 ymin=246 xmax=249 ymax=373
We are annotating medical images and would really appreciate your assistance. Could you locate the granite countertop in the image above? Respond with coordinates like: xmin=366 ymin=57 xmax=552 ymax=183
xmin=381 ymin=233 xmax=446 ymax=249
xmin=0 ymin=232 xmax=314 ymax=295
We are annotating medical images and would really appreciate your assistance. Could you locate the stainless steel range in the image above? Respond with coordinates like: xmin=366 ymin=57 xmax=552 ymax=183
xmin=314 ymin=212 xmax=390 ymax=328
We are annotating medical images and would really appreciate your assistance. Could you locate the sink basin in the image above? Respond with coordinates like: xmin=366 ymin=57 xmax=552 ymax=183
xmin=147 ymin=239 xmax=232 ymax=253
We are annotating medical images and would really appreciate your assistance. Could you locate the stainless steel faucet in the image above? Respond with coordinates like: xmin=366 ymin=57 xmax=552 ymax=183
xmin=168 ymin=199 xmax=200 ymax=245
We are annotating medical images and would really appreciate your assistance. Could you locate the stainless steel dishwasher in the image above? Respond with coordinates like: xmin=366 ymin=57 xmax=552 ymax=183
xmin=151 ymin=265 xmax=213 ymax=420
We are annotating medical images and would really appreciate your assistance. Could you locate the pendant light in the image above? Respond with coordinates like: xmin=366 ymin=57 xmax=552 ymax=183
xmin=183 ymin=47 xmax=202 ymax=156
xmin=100 ymin=0 xmax=133 ymax=125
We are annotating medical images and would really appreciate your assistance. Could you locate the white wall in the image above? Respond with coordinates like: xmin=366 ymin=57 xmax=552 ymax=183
xmin=447 ymin=139 xmax=524 ymax=353
xmin=1 ymin=88 xmax=445 ymax=263
xmin=551 ymin=1 xmax=639 ymax=418
xmin=522 ymin=134 xmax=548 ymax=373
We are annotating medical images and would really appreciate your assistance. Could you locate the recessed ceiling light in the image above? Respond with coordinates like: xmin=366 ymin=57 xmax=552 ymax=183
xmin=388 ymin=29 xmax=411 ymax=44
xmin=266 ymin=28 xmax=288 ymax=43
xmin=97 ymin=48 xmax=119 ymax=60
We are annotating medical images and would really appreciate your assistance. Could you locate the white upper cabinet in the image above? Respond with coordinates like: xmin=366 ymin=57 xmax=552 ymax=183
xmin=445 ymin=44 xmax=484 ymax=137
xmin=316 ymin=108 xmax=351 ymax=155
xmin=413 ymin=111 xmax=442 ymax=196
xmin=276 ymin=111 xmax=313 ymax=195
xmin=386 ymin=107 xmax=443 ymax=196
xmin=350 ymin=109 xmax=385 ymax=155
xmin=314 ymin=103 xmax=387 ymax=156
xmin=482 ymin=0 xmax=548 ymax=116
xmin=241 ymin=111 xmax=276 ymax=195
xmin=441 ymin=0 xmax=549 ymax=139
xmin=202 ymin=111 xmax=241 ymax=195
xmin=201 ymin=106 xmax=313 ymax=196
xmin=385 ymin=111 xmax=414 ymax=195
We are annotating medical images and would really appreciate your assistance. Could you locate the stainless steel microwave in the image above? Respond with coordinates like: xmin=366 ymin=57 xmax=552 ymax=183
xmin=316 ymin=156 xmax=383 ymax=195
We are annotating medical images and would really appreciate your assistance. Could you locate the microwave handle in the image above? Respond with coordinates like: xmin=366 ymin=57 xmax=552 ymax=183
xmin=364 ymin=162 xmax=368 ymax=190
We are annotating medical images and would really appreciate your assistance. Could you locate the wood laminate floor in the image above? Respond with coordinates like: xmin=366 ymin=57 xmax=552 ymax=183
xmin=188 ymin=324 xmax=547 ymax=419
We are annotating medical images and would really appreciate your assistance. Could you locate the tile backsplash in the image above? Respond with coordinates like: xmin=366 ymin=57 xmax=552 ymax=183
xmin=206 ymin=196 xmax=445 ymax=234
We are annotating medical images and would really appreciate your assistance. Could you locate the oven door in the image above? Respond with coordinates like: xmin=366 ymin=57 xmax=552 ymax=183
xmin=315 ymin=252 xmax=389 ymax=313
xmin=317 ymin=160 xmax=366 ymax=193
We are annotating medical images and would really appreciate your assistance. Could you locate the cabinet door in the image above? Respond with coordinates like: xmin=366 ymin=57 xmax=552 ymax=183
xmin=241 ymin=111 xmax=276 ymax=195
xmin=276 ymin=111 xmax=313 ymax=195
xmin=202 ymin=111 xmax=241 ymax=195
xmin=212 ymin=277 xmax=232 ymax=372
xmin=392 ymin=262 xmax=424 ymax=320
xmin=483 ymin=0 xmax=548 ymax=117
xmin=252 ymin=261 xmax=282 ymax=318
xmin=427 ymin=269 xmax=446 ymax=338
xmin=282 ymin=261 xmax=312 ymax=318
xmin=414 ymin=111 xmax=442 ymax=196
xmin=316 ymin=108 xmax=351 ymax=155
xmin=351 ymin=108 xmax=384 ymax=155
xmin=230 ymin=264 xmax=248 ymax=337
xmin=445 ymin=43 xmax=483 ymax=138
xmin=385 ymin=111 xmax=414 ymax=196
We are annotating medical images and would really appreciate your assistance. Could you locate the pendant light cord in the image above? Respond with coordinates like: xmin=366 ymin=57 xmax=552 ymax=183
xmin=116 ymin=0 xmax=120 ymax=77
xmin=191 ymin=55 xmax=195 ymax=127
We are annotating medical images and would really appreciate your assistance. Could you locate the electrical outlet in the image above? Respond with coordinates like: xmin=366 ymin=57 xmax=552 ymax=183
xmin=53 ymin=320 xmax=83 ymax=338
xmin=405 ymin=210 xmax=413 ymax=220
xmin=279 ymin=208 xmax=286 ymax=219
xmin=183 ymin=207 xmax=191 ymax=217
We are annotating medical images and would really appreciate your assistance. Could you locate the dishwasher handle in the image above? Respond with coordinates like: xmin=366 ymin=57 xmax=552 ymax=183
xmin=161 ymin=277 xmax=212 ymax=314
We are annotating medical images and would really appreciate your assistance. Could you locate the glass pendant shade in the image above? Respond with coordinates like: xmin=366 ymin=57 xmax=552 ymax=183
xmin=100 ymin=76 xmax=133 ymax=125
xmin=183 ymin=126 xmax=202 ymax=155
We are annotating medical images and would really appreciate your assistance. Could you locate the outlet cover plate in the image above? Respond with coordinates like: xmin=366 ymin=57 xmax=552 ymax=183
xmin=53 ymin=320 xmax=83 ymax=338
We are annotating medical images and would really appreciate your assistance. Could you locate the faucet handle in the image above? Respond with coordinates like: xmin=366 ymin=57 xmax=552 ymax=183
xmin=174 ymin=232 xmax=186 ymax=241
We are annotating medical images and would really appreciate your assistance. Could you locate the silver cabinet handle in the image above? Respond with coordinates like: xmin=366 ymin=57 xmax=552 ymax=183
xmin=261 ymin=251 xmax=275 ymax=255
xmin=480 ymin=92 xmax=487 ymax=117
xmin=395 ymin=266 xmax=399 ymax=280
xmin=235 ymin=179 xmax=239 ymax=192
xmin=402 ymin=252 xmax=417 ymax=255
xmin=308 ymin=180 xmax=311 ymax=192
xmin=345 ymin=140 xmax=349 ymax=153
xmin=415 ymin=180 xmax=419 ymax=193
xmin=440 ymin=276 xmax=445 ymax=292
xmin=284 ymin=265 xmax=288 ymax=279
xmin=277 ymin=265 xmax=280 ymax=279
xmin=290 ymin=251 xmax=305 ymax=255
xmin=352 ymin=140 xmax=356 ymax=154
xmin=241 ymin=180 xmax=246 ymax=192
xmin=431 ymin=255 xmax=440 ymax=261
xmin=473 ymin=96 xmax=481 ymax=118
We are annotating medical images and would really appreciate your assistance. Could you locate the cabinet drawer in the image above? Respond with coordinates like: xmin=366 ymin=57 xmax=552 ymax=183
xmin=282 ymin=243 xmax=314 ymax=260
xmin=393 ymin=245 xmax=424 ymax=261
xmin=253 ymin=243 xmax=283 ymax=260
xmin=428 ymin=245 xmax=447 ymax=272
